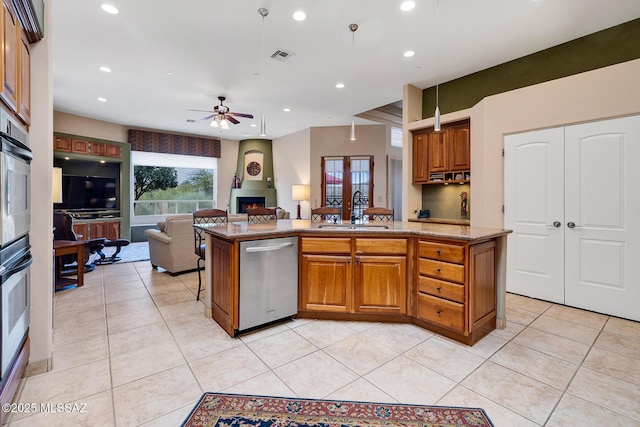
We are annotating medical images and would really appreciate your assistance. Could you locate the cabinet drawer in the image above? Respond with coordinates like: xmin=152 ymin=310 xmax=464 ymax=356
xmin=419 ymin=258 xmax=464 ymax=284
xmin=417 ymin=293 xmax=464 ymax=333
xmin=301 ymin=237 xmax=351 ymax=254
xmin=419 ymin=241 xmax=465 ymax=263
xmin=417 ymin=276 xmax=464 ymax=303
xmin=355 ymin=238 xmax=406 ymax=255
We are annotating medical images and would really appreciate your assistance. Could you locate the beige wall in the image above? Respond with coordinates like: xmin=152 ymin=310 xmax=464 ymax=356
xmin=405 ymin=58 xmax=640 ymax=228
xmin=310 ymin=124 xmax=389 ymax=214
xmin=273 ymin=128 xmax=311 ymax=218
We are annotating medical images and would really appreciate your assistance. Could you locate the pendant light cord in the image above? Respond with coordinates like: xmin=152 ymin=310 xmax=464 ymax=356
xmin=258 ymin=8 xmax=269 ymax=136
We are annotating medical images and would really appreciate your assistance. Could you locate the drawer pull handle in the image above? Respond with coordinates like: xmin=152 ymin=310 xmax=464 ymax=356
xmin=436 ymin=249 xmax=441 ymax=255
xmin=436 ymin=287 xmax=441 ymax=292
xmin=435 ymin=268 xmax=441 ymax=273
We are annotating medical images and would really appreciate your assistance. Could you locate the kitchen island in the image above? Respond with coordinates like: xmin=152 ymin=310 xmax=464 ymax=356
xmin=197 ymin=220 xmax=510 ymax=345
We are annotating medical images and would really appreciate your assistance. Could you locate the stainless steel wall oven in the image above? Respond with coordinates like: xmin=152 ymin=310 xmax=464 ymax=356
xmin=0 ymin=107 xmax=31 ymax=387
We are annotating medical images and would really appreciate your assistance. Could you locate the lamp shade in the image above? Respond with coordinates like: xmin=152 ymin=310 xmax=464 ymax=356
xmin=292 ymin=184 xmax=309 ymax=201
xmin=53 ymin=167 xmax=63 ymax=203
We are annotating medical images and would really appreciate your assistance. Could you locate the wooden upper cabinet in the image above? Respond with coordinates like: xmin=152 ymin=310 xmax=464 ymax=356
xmin=105 ymin=144 xmax=121 ymax=158
xmin=427 ymin=131 xmax=448 ymax=173
xmin=17 ymin=27 xmax=29 ymax=125
xmin=53 ymin=136 xmax=71 ymax=151
xmin=412 ymin=131 xmax=429 ymax=183
xmin=1 ymin=0 xmax=19 ymax=112
xmin=449 ymin=123 xmax=470 ymax=171
xmin=71 ymin=138 xmax=89 ymax=154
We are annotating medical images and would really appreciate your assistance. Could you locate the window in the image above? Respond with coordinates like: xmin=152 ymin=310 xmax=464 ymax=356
xmin=391 ymin=126 xmax=403 ymax=148
xmin=131 ymin=151 xmax=217 ymax=224
xmin=322 ymin=156 xmax=373 ymax=221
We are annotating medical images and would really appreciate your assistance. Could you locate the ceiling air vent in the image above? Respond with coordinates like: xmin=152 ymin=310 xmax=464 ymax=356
xmin=270 ymin=49 xmax=295 ymax=62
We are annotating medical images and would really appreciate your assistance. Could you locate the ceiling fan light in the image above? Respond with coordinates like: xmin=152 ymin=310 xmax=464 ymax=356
xmin=210 ymin=119 xmax=219 ymax=128
xmin=220 ymin=119 xmax=230 ymax=129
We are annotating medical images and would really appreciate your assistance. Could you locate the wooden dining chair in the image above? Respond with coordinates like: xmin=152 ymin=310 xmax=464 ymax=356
xmin=362 ymin=207 xmax=394 ymax=222
xmin=247 ymin=207 xmax=277 ymax=223
xmin=193 ymin=209 xmax=228 ymax=301
xmin=311 ymin=207 xmax=341 ymax=223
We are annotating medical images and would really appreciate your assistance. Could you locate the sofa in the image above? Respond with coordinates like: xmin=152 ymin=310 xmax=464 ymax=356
xmin=144 ymin=208 xmax=289 ymax=274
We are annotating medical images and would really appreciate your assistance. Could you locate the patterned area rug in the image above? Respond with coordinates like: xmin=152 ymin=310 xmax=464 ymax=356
xmin=101 ymin=241 xmax=150 ymax=263
xmin=182 ymin=393 xmax=494 ymax=427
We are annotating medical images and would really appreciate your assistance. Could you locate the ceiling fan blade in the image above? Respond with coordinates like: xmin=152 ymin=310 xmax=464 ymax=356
xmin=188 ymin=109 xmax=215 ymax=113
xmin=226 ymin=116 xmax=240 ymax=125
xmin=197 ymin=114 xmax=217 ymax=122
xmin=228 ymin=112 xmax=254 ymax=119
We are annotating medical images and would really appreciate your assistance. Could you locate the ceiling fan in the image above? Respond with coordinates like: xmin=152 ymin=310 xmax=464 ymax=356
xmin=188 ymin=96 xmax=254 ymax=129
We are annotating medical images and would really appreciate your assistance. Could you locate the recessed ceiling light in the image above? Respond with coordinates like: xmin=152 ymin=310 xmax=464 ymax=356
xmin=99 ymin=66 xmax=111 ymax=72
xmin=250 ymin=124 xmax=257 ymax=127
xmin=100 ymin=160 xmax=106 ymax=164
xmin=167 ymin=71 xmax=174 ymax=76
xmin=336 ymin=83 xmax=345 ymax=89
xmin=101 ymin=4 xmax=119 ymax=14
xmin=283 ymin=108 xmax=291 ymax=112
xmin=403 ymin=50 xmax=415 ymax=58
xmin=292 ymin=11 xmax=306 ymax=21
xmin=97 ymin=97 xmax=107 ymax=102
xmin=64 ymin=157 xmax=70 ymax=160
xmin=400 ymin=1 xmax=415 ymax=11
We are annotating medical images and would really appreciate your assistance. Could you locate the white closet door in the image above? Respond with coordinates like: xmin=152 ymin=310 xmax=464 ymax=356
xmin=564 ymin=115 xmax=640 ymax=321
xmin=504 ymin=128 xmax=565 ymax=303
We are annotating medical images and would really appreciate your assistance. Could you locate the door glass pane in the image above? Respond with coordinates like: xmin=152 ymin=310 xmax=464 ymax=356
xmin=351 ymin=157 xmax=370 ymax=220
xmin=324 ymin=158 xmax=343 ymax=211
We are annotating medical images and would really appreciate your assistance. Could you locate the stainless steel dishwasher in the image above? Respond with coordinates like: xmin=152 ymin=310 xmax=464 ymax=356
xmin=239 ymin=236 xmax=298 ymax=332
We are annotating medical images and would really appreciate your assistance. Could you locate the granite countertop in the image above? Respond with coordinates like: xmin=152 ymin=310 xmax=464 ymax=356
xmin=196 ymin=219 xmax=511 ymax=241
xmin=408 ymin=218 xmax=471 ymax=226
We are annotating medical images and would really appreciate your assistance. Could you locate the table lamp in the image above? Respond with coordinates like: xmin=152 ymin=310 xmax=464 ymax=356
xmin=292 ymin=184 xmax=310 ymax=220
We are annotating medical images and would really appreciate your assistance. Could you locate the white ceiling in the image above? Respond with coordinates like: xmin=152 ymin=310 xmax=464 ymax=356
xmin=52 ymin=1 xmax=640 ymax=141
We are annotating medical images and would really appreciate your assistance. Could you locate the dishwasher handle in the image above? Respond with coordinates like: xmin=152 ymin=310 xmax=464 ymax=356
xmin=245 ymin=242 xmax=295 ymax=253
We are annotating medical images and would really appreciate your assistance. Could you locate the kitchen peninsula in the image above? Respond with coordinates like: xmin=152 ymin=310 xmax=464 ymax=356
xmin=197 ymin=220 xmax=510 ymax=346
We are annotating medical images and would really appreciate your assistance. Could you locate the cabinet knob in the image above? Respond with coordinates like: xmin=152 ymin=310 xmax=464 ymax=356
xmin=435 ymin=268 xmax=441 ymax=273
xmin=436 ymin=249 xmax=441 ymax=255
xmin=436 ymin=287 xmax=441 ymax=292
xmin=436 ymin=310 xmax=441 ymax=315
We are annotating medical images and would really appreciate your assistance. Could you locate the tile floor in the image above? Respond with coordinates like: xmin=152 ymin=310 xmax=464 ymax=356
xmin=5 ymin=260 xmax=640 ymax=426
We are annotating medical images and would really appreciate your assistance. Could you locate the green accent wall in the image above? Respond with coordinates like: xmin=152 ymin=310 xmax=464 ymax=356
xmin=422 ymin=18 xmax=640 ymax=117
xmin=235 ymin=139 xmax=274 ymax=189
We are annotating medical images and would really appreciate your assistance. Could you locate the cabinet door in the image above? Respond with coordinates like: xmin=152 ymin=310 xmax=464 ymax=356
xmin=91 ymin=221 xmax=120 ymax=240
xmin=1 ymin=0 xmax=19 ymax=111
xmin=427 ymin=131 xmax=448 ymax=173
xmin=53 ymin=136 xmax=72 ymax=152
xmin=71 ymin=139 xmax=90 ymax=154
xmin=17 ymin=28 xmax=29 ymax=125
xmin=354 ymin=255 xmax=406 ymax=314
xmin=211 ymin=238 xmax=238 ymax=335
xmin=468 ymin=241 xmax=496 ymax=331
xmin=448 ymin=123 xmax=470 ymax=171
xmin=300 ymin=254 xmax=352 ymax=312
xmin=412 ymin=132 xmax=429 ymax=183
xmin=90 ymin=142 xmax=106 ymax=157
xmin=72 ymin=223 xmax=89 ymax=239
xmin=105 ymin=144 xmax=122 ymax=158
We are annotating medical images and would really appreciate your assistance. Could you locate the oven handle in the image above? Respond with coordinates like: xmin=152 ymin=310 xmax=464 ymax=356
xmin=3 ymin=252 xmax=33 ymax=277
xmin=1 ymin=133 xmax=33 ymax=162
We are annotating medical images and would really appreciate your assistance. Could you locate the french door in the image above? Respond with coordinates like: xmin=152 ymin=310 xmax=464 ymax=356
xmin=321 ymin=156 xmax=374 ymax=221
xmin=504 ymin=115 xmax=640 ymax=321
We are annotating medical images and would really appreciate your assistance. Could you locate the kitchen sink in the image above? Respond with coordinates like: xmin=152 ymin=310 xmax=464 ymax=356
xmin=316 ymin=224 xmax=390 ymax=230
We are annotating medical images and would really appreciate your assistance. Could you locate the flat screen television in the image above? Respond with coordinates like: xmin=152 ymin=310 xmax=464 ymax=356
xmin=56 ymin=174 xmax=118 ymax=210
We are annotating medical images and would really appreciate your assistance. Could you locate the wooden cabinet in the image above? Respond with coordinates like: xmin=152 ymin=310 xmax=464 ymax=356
xmin=412 ymin=120 xmax=471 ymax=184
xmin=1 ymin=0 xmax=30 ymax=125
xmin=210 ymin=237 xmax=237 ymax=336
xmin=1 ymin=0 xmax=19 ymax=111
xmin=299 ymin=236 xmax=407 ymax=315
xmin=415 ymin=238 xmax=496 ymax=344
xmin=73 ymin=220 xmax=121 ymax=240
xmin=353 ymin=238 xmax=407 ymax=314
xmin=17 ymin=25 xmax=28 ymax=124
xmin=54 ymin=136 xmax=122 ymax=158
xmin=300 ymin=237 xmax=352 ymax=312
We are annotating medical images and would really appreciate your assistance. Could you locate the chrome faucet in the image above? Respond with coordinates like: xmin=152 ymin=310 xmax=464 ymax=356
xmin=350 ymin=190 xmax=363 ymax=224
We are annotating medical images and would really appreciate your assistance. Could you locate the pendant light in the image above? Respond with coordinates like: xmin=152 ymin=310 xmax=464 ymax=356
xmin=434 ymin=0 xmax=441 ymax=131
xmin=258 ymin=7 xmax=269 ymax=137
xmin=349 ymin=23 xmax=358 ymax=142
